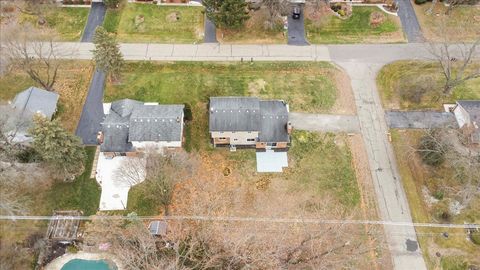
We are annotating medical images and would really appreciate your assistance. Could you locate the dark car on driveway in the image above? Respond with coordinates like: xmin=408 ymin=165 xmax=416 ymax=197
xmin=292 ymin=6 xmax=301 ymax=19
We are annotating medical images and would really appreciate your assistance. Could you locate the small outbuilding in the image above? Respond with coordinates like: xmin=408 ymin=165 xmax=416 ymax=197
xmin=148 ymin=220 xmax=168 ymax=236
xmin=452 ymin=100 xmax=480 ymax=145
xmin=12 ymin=86 xmax=59 ymax=120
xmin=45 ymin=210 xmax=82 ymax=244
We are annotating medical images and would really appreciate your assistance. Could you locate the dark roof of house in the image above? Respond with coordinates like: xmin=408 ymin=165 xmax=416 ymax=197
xmin=259 ymin=100 xmax=290 ymax=142
xmin=209 ymin=97 xmax=261 ymax=132
xmin=111 ymin=99 xmax=143 ymax=117
xmin=100 ymin=111 xmax=132 ymax=152
xmin=12 ymin=86 xmax=59 ymax=120
xmin=100 ymin=99 xmax=184 ymax=152
xmin=457 ymin=100 xmax=480 ymax=123
xmin=129 ymin=105 xmax=185 ymax=142
xmin=209 ymin=97 xmax=290 ymax=142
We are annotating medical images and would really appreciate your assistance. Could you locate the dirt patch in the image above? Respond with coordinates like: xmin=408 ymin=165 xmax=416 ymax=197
xmin=166 ymin=12 xmax=179 ymax=22
xmin=247 ymin=78 xmax=267 ymax=96
xmin=331 ymin=67 xmax=356 ymax=115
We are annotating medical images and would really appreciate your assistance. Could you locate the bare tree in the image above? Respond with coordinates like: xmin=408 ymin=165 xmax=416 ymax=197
xmin=0 ymin=106 xmax=32 ymax=154
xmin=262 ymin=0 xmax=289 ymax=30
xmin=3 ymin=24 xmax=63 ymax=91
xmin=428 ymin=36 xmax=480 ymax=96
xmin=445 ymin=0 xmax=480 ymax=14
xmin=114 ymin=156 xmax=147 ymax=187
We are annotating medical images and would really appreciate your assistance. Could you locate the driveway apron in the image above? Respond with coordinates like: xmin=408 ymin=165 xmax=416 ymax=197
xmin=287 ymin=5 xmax=309 ymax=45
xmin=386 ymin=111 xmax=457 ymax=129
xmin=81 ymin=2 xmax=107 ymax=42
xmin=396 ymin=0 xmax=424 ymax=42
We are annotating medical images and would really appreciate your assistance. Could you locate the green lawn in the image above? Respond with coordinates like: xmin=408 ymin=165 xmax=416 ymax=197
xmin=109 ymin=3 xmax=204 ymax=43
xmin=305 ymin=7 xmax=405 ymax=44
xmin=38 ymin=147 xmax=100 ymax=216
xmin=377 ymin=61 xmax=480 ymax=110
xmin=105 ymin=61 xmax=339 ymax=151
xmin=20 ymin=7 xmax=89 ymax=41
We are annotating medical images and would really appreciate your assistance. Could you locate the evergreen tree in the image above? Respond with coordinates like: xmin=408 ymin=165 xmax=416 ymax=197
xmin=92 ymin=26 xmax=124 ymax=81
xmin=30 ymin=116 xmax=86 ymax=181
xmin=204 ymin=0 xmax=249 ymax=30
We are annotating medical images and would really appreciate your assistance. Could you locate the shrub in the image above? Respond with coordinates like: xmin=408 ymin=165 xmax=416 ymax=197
xmin=338 ymin=10 xmax=346 ymax=17
xmin=470 ymin=230 xmax=480 ymax=246
xmin=433 ymin=202 xmax=451 ymax=222
xmin=66 ymin=245 xmax=79 ymax=254
xmin=184 ymin=103 xmax=193 ymax=121
xmin=418 ymin=131 xmax=446 ymax=167
xmin=433 ymin=189 xmax=444 ymax=200
xmin=370 ymin=11 xmax=385 ymax=28
xmin=415 ymin=0 xmax=428 ymax=4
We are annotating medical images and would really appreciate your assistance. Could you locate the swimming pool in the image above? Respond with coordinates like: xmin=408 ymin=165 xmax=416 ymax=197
xmin=60 ymin=259 xmax=117 ymax=270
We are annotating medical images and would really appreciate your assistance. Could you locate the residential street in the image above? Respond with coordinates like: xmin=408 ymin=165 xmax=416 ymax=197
xmin=338 ymin=62 xmax=427 ymax=270
xmin=81 ymin=2 xmax=106 ymax=42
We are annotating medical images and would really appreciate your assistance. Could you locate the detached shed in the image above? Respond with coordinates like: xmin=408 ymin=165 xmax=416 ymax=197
xmin=149 ymin=220 xmax=167 ymax=236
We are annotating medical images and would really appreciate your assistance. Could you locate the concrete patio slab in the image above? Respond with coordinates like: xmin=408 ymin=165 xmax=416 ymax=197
xmin=256 ymin=151 xmax=288 ymax=173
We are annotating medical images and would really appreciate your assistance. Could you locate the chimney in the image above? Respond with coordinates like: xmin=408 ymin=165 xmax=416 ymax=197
xmin=97 ymin=131 xmax=104 ymax=144
xmin=286 ymin=122 xmax=293 ymax=134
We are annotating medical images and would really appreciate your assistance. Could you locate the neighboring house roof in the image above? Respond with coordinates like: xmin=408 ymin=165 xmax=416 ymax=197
xmin=259 ymin=100 xmax=290 ymax=142
xmin=12 ymin=86 xmax=59 ymax=120
xmin=457 ymin=100 xmax=480 ymax=125
xmin=209 ymin=97 xmax=290 ymax=143
xmin=129 ymin=105 xmax=185 ymax=142
xmin=100 ymin=99 xmax=184 ymax=152
xmin=209 ymin=97 xmax=261 ymax=132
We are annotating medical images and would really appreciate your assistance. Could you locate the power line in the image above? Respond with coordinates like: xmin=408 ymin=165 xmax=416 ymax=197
xmin=1 ymin=215 xmax=479 ymax=229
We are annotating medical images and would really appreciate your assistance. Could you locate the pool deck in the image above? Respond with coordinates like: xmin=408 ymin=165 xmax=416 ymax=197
xmin=45 ymin=251 xmax=123 ymax=270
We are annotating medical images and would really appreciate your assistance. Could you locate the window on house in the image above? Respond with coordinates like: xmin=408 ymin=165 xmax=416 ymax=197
xmin=247 ymin=139 xmax=255 ymax=142
xmin=218 ymin=137 xmax=227 ymax=140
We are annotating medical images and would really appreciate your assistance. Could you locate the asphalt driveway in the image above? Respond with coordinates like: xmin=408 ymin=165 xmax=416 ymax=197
xmin=396 ymin=0 xmax=423 ymax=42
xmin=386 ymin=111 xmax=457 ymax=129
xmin=81 ymin=2 xmax=106 ymax=42
xmin=287 ymin=5 xmax=309 ymax=46
xmin=75 ymin=69 xmax=106 ymax=145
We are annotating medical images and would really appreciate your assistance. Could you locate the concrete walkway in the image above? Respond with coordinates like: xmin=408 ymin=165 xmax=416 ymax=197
xmin=289 ymin=112 xmax=360 ymax=133
xmin=337 ymin=62 xmax=427 ymax=270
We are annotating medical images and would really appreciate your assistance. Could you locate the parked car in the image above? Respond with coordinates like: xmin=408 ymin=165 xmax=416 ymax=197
xmin=292 ymin=6 xmax=301 ymax=19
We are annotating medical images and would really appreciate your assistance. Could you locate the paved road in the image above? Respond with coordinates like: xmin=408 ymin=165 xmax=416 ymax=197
xmin=386 ymin=111 xmax=457 ymax=129
xmin=289 ymin=112 xmax=360 ymax=133
xmin=75 ymin=69 xmax=106 ymax=145
xmin=287 ymin=5 xmax=309 ymax=46
xmin=396 ymin=0 xmax=424 ymax=42
xmin=338 ymin=62 xmax=427 ymax=270
xmin=41 ymin=42 xmax=478 ymax=61
xmin=81 ymin=2 xmax=106 ymax=42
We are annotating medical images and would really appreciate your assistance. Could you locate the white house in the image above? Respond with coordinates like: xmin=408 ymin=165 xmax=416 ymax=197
xmin=98 ymin=99 xmax=184 ymax=157
xmin=452 ymin=100 xmax=479 ymax=145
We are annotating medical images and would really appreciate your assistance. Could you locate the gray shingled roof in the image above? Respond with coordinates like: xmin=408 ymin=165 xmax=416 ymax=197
xmin=111 ymin=99 xmax=143 ymax=117
xmin=209 ymin=97 xmax=290 ymax=142
xmin=12 ymin=87 xmax=59 ymax=120
xmin=100 ymin=111 xmax=132 ymax=152
xmin=458 ymin=100 xmax=480 ymax=123
xmin=259 ymin=100 xmax=290 ymax=143
xmin=129 ymin=105 xmax=184 ymax=142
xmin=209 ymin=97 xmax=261 ymax=132
xmin=100 ymin=100 xmax=184 ymax=152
